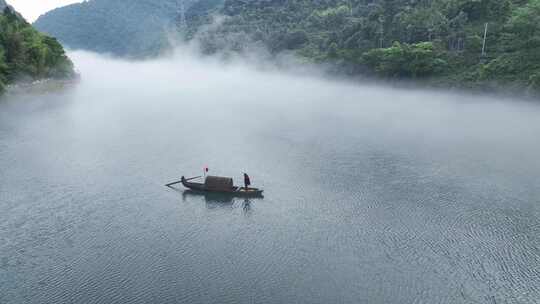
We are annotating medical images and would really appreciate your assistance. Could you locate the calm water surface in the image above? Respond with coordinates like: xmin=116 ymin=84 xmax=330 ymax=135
xmin=1 ymin=52 xmax=540 ymax=303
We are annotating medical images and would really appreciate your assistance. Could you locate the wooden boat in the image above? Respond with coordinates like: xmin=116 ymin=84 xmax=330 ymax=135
xmin=167 ymin=175 xmax=264 ymax=197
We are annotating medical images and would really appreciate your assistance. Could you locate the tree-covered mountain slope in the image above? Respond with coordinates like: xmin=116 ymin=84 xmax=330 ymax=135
xmin=34 ymin=0 xmax=225 ymax=58
xmin=193 ymin=0 xmax=540 ymax=92
xmin=0 ymin=6 xmax=74 ymax=93
xmin=34 ymin=0 xmax=197 ymax=57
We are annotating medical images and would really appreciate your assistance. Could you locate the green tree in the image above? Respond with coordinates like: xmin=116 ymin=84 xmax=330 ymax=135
xmin=0 ymin=7 xmax=74 ymax=94
xmin=505 ymin=0 xmax=540 ymax=50
xmin=363 ymin=42 xmax=448 ymax=78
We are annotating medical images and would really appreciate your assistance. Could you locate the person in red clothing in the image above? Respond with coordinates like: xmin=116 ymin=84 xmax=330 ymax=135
xmin=243 ymin=173 xmax=251 ymax=190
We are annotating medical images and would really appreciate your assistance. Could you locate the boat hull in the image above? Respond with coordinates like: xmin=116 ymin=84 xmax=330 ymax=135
xmin=181 ymin=179 xmax=264 ymax=197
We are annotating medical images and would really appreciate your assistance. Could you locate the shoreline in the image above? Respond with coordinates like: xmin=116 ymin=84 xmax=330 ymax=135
xmin=4 ymin=76 xmax=80 ymax=96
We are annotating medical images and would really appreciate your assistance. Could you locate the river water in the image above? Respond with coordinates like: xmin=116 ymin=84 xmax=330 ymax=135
xmin=1 ymin=51 xmax=539 ymax=304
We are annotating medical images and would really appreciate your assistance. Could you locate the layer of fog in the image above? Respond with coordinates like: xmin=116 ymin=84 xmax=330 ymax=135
xmin=4 ymin=48 xmax=540 ymax=202
xmin=69 ymin=47 xmax=540 ymax=144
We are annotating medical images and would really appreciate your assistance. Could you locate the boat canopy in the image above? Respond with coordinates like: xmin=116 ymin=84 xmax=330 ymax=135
xmin=204 ymin=176 xmax=234 ymax=191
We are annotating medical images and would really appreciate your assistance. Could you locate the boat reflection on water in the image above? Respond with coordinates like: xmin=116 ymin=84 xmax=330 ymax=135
xmin=182 ymin=189 xmax=234 ymax=205
xmin=181 ymin=190 xmax=262 ymax=211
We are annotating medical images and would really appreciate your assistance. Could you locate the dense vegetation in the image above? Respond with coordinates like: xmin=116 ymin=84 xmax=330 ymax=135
xmin=0 ymin=6 xmax=74 ymax=93
xmin=191 ymin=0 xmax=540 ymax=92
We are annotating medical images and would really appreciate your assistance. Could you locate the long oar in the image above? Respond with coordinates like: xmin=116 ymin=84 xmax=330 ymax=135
xmin=165 ymin=176 xmax=202 ymax=187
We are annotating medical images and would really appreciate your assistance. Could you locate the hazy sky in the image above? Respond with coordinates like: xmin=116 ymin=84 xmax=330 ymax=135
xmin=8 ymin=0 xmax=82 ymax=22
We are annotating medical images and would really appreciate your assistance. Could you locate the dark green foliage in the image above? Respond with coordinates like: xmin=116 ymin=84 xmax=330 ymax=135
xmin=0 ymin=7 xmax=74 ymax=92
xmin=188 ymin=0 xmax=540 ymax=92
xmin=363 ymin=42 xmax=448 ymax=78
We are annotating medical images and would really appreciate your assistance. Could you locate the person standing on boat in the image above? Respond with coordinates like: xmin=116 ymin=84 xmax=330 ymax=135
xmin=243 ymin=173 xmax=251 ymax=190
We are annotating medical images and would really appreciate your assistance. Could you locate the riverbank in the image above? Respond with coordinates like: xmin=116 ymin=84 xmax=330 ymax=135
xmin=2 ymin=77 xmax=80 ymax=98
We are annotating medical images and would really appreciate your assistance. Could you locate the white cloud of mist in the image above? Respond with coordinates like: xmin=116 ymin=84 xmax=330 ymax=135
xmin=5 ymin=46 xmax=540 ymax=192
xmin=72 ymin=47 xmax=540 ymax=163
xmin=162 ymin=21 xmax=323 ymax=79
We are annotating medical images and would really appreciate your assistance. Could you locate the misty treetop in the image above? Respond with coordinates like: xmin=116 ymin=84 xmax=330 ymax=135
xmin=0 ymin=7 xmax=74 ymax=93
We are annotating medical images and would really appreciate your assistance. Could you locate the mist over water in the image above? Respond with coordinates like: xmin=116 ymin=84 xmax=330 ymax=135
xmin=1 ymin=50 xmax=540 ymax=304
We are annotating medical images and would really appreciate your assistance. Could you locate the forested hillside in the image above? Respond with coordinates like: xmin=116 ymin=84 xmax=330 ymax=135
xmin=0 ymin=6 xmax=74 ymax=93
xmin=34 ymin=0 xmax=200 ymax=57
xmin=193 ymin=0 xmax=540 ymax=92
xmin=34 ymin=0 xmax=226 ymax=58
